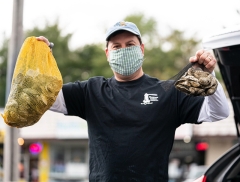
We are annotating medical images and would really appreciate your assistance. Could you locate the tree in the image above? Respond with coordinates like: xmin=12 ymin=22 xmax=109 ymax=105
xmin=67 ymin=44 xmax=111 ymax=82
xmin=25 ymin=21 xmax=75 ymax=82
xmin=124 ymin=13 xmax=160 ymax=47
xmin=0 ymin=35 xmax=8 ymax=106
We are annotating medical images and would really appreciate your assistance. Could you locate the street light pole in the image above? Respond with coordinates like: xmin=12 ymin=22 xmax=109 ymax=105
xmin=3 ymin=0 xmax=24 ymax=181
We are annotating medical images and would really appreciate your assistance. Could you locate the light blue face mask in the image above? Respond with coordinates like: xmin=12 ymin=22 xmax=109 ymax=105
xmin=108 ymin=46 xmax=144 ymax=76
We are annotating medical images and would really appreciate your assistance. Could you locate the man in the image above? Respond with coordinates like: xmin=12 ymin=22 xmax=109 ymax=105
xmin=37 ymin=21 xmax=229 ymax=181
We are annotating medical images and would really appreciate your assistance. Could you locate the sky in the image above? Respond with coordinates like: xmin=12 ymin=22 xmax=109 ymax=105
xmin=0 ymin=0 xmax=240 ymax=49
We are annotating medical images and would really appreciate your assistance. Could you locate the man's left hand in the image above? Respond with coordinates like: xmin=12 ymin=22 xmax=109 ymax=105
xmin=189 ymin=49 xmax=217 ymax=73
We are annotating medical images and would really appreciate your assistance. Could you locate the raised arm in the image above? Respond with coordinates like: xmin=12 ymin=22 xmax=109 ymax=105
xmin=189 ymin=49 xmax=230 ymax=122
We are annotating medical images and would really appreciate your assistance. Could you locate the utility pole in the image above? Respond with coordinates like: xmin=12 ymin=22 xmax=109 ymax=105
xmin=4 ymin=0 xmax=24 ymax=181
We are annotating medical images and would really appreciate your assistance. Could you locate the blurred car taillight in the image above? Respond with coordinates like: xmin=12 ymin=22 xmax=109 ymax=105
xmin=202 ymin=175 xmax=207 ymax=182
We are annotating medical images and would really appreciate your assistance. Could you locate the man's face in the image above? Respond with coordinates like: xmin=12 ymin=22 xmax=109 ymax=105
xmin=105 ymin=31 xmax=144 ymax=58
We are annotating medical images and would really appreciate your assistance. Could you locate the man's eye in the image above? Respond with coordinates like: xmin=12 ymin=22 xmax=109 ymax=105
xmin=113 ymin=45 xmax=120 ymax=49
xmin=127 ymin=44 xmax=134 ymax=47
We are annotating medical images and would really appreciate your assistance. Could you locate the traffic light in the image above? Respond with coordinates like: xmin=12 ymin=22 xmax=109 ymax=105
xmin=196 ymin=142 xmax=209 ymax=151
xmin=195 ymin=142 xmax=208 ymax=165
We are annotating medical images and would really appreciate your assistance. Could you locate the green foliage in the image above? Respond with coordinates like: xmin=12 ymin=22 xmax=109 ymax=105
xmin=0 ymin=36 xmax=8 ymax=106
xmin=66 ymin=44 xmax=112 ymax=82
xmin=25 ymin=21 xmax=74 ymax=82
xmin=158 ymin=29 xmax=200 ymax=77
xmin=124 ymin=13 xmax=159 ymax=46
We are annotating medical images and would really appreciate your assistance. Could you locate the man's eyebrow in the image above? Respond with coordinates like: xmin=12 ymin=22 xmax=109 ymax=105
xmin=110 ymin=40 xmax=137 ymax=45
xmin=112 ymin=40 xmax=136 ymax=44
xmin=126 ymin=40 xmax=136 ymax=43
xmin=111 ymin=42 xmax=121 ymax=45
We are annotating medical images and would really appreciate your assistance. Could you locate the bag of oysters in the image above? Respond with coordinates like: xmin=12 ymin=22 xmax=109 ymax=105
xmin=1 ymin=36 xmax=63 ymax=128
xmin=162 ymin=62 xmax=218 ymax=96
xmin=174 ymin=63 xmax=218 ymax=96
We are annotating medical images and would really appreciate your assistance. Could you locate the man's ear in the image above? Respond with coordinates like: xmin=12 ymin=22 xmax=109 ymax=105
xmin=140 ymin=44 xmax=145 ymax=55
xmin=105 ymin=48 xmax=110 ymax=61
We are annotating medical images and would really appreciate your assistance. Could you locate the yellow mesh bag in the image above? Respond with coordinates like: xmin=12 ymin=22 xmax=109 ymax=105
xmin=1 ymin=36 xmax=63 ymax=128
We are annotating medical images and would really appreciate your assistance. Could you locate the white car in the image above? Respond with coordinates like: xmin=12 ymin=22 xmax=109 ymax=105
xmin=199 ymin=24 xmax=240 ymax=182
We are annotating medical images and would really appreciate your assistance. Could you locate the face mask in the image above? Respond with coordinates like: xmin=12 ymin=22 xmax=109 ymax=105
xmin=108 ymin=45 xmax=144 ymax=76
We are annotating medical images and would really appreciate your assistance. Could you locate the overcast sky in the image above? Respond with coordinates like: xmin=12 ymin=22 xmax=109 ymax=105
xmin=0 ymin=0 xmax=239 ymax=49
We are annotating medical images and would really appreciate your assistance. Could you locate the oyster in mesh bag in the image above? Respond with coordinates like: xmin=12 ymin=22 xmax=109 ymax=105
xmin=3 ymin=69 xmax=62 ymax=127
xmin=174 ymin=67 xmax=218 ymax=96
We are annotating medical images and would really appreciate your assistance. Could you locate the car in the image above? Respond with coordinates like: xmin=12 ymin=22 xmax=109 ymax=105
xmin=199 ymin=24 xmax=240 ymax=182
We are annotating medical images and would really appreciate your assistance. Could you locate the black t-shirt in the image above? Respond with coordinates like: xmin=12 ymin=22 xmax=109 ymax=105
xmin=62 ymin=74 xmax=204 ymax=182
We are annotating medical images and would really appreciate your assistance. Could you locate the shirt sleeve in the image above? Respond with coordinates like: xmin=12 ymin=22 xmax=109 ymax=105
xmin=197 ymin=80 xmax=230 ymax=122
xmin=49 ymin=89 xmax=68 ymax=114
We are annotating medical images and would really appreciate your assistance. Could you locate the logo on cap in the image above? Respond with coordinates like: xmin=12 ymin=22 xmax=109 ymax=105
xmin=119 ymin=21 xmax=126 ymax=26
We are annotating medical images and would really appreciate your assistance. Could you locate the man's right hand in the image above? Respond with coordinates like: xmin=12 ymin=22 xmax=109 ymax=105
xmin=36 ymin=36 xmax=54 ymax=51
xmin=36 ymin=36 xmax=50 ymax=46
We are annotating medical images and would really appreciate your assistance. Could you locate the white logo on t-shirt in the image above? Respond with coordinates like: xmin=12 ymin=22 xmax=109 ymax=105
xmin=141 ymin=93 xmax=158 ymax=105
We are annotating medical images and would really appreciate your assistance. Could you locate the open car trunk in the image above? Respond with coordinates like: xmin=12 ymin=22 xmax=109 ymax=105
xmin=203 ymin=25 xmax=240 ymax=138
xmin=201 ymin=25 xmax=240 ymax=182
xmin=214 ymin=45 xmax=240 ymax=138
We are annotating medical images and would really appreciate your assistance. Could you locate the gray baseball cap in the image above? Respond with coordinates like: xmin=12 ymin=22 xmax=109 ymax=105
xmin=105 ymin=21 xmax=141 ymax=41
